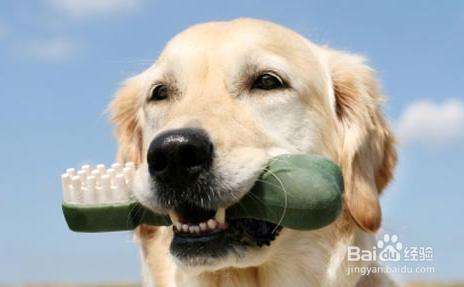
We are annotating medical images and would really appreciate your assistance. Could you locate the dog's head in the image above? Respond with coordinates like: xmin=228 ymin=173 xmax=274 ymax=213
xmin=110 ymin=19 xmax=396 ymax=271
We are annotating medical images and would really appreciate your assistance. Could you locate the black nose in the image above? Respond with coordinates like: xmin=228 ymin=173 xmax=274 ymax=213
xmin=147 ymin=128 xmax=214 ymax=184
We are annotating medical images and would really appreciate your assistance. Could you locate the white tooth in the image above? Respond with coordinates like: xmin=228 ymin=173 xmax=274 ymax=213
xmin=207 ymin=219 xmax=217 ymax=230
xmin=182 ymin=224 xmax=189 ymax=232
xmin=193 ymin=226 xmax=200 ymax=234
xmin=199 ymin=222 xmax=207 ymax=231
xmin=189 ymin=226 xmax=196 ymax=233
xmin=175 ymin=223 xmax=182 ymax=231
xmin=215 ymin=208 xmax=226 ymax=224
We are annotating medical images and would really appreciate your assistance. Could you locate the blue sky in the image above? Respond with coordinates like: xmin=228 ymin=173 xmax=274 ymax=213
xmin=0 ymin=0 xmax=463 ymax=284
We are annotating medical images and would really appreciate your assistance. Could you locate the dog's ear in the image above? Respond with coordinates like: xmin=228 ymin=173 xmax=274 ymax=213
xmin=326 ymin=50 xmax=397 ymax=233
xmin=109 ymin=76 xmax=144 ymax=165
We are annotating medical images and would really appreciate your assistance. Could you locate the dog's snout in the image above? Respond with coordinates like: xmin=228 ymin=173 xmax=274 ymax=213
xmin=147 ymin=128 xmax=213 ymax=183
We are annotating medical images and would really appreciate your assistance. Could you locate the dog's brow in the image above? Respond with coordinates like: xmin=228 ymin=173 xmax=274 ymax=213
xmin=239 ymin=55 xmax=291 ymax=83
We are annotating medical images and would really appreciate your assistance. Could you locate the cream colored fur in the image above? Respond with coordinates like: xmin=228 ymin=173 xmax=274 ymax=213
xmin=110 ymin=18 xmax=397 ymax=287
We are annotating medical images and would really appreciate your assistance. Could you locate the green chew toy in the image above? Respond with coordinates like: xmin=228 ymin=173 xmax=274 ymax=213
xmin=61 ymin=154 xmax=344 ymax=232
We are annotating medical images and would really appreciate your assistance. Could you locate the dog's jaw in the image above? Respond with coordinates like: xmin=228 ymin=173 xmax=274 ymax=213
xmin=137 ymin=220 xmax=385 ymax=287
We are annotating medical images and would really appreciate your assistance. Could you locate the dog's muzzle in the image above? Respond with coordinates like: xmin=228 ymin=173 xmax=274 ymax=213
xmin=147 ymin=128 xmax=281 ymax=261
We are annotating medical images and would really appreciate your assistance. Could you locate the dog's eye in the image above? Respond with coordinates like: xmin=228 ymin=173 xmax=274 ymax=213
xmin=149 ymin=85 xmax=169 ymax=101
xmin=252 ymin=73 xmax=284 ymax=90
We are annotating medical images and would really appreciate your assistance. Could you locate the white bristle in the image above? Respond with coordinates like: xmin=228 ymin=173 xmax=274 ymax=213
xmin=107 ymin=168 xmax=115 ymax=181
xmin=96 ymin=164 xmax=105 ymax=175
xmin=81 ymin=165 xmax=91 ymax=175
xmin=91 ymin=169 xmax=101 ymax=185
xmin=61 ymin=174 xmax=71 ymax=201
xmin=62 ymin=162 xmax=136 ymax=205
xmin=66 ymin=168 xmax=76 ymax=177
xmin=122 ymin=167 xmax=131 ymax=184
xmin=123 ymin=166 xmax=130 ymax=175
xmin=114 ymin=174 xmax=129 ymax=201
xmin=100 ymin=174 xmax=111 ymax=202
xmin=84 ymin=175 xmax=97 ymax=203
xmin=71 ymin=176 xmax=83 ymax=202
xmin=77 ymin=170 xmax=87 ymax=185
xmin=123 ymin=162 xmax=135 ymax=186
xmin=112 ymin=163 xmax=122 ymax=173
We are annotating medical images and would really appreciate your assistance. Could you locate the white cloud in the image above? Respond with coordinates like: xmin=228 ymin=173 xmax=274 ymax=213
xmin=25 ymin=38 xmax=78 ymax=61
xmin=396 ymin=99 xmax=464 ymax=146
xmin=48 ymin=0 xmax=139 ymax=17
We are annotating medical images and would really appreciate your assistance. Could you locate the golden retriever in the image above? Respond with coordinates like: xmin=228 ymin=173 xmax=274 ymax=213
xmin=110 ymin=18 xmax=397 ymax=287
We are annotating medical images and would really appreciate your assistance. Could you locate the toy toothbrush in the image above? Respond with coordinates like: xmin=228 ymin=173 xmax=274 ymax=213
xmin=61 ymin=154 xmax=344 ymax=232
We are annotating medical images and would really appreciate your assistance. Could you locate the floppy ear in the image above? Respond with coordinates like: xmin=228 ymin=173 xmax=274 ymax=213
xmin=109 ymin=76 xmax=144 ymax=165
xmin=326 ymin=50 xmax=397 ymax=233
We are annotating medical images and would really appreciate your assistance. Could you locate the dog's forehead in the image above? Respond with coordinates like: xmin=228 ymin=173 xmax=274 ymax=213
xmin=157 ymin=19 xmax=314 ymax=68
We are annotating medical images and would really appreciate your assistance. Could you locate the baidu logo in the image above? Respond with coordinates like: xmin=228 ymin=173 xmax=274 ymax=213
xmin=347 ymin=233 xmax=433 ymax=262
xmin=377 ymin=234 xmax=403 ymax=262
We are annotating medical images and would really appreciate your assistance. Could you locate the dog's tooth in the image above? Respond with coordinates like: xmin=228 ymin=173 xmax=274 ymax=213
xmin=168 ymin=210 xmax=180 ymax=226
xmin=215 ymin=208 xmax=226 ymax=225
xmin=182 ymin=224 xmax=189 ymax=232
xmin=207 ymin=219 xmax=217 ymax=230
xmin=199 ymin=222 xmax=207 ymax=231
xmin=189 ymin=226 xmax=196 ymax=233
xmin=175 ymin=223 xmax=182 ymax=231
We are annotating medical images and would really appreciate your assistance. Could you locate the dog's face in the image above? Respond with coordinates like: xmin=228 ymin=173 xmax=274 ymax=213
xmin=111 ymin=19 xmax=396 ymax=273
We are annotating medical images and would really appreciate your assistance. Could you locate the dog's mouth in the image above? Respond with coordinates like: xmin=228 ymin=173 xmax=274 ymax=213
xmin=167 ymin=204 xmax=282 ymax=261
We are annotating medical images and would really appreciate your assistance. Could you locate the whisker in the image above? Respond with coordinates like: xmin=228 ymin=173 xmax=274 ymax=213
xmin=126 ymin=202 xmax=138 ymax=229
xmin=261 ymin=167 xmax=288 ymax=234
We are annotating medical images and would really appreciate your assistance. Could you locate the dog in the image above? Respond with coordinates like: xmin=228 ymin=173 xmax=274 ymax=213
xmin=110 ymin=18 xmax=397 ymax=287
